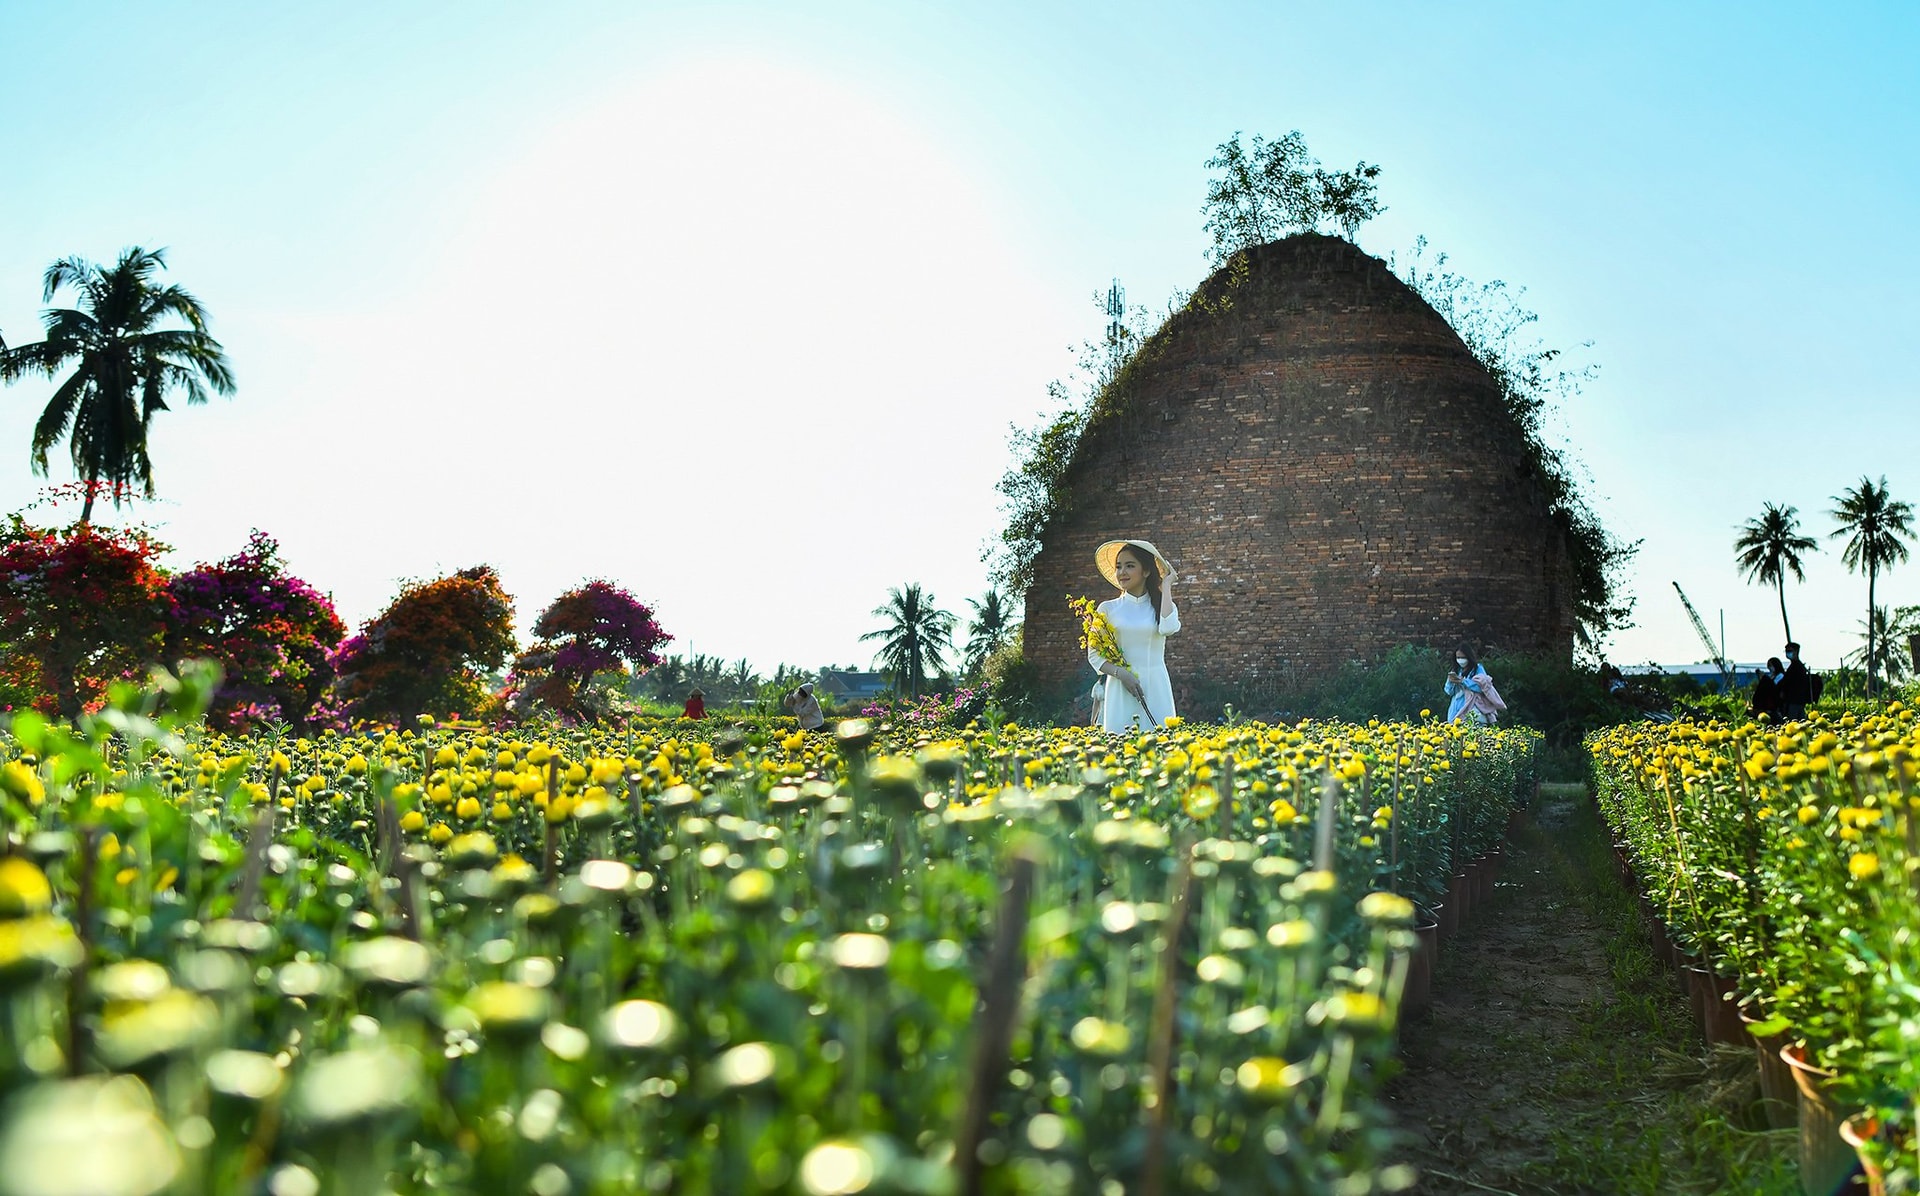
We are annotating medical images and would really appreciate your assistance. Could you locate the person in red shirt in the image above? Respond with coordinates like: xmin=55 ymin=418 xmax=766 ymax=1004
xmin=681 ymin=689 xmax=706 ymax=720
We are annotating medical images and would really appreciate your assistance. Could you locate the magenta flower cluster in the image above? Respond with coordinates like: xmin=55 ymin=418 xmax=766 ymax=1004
xmin=860 ymin=682 xmax=993 ymax=728
xmin=165 ymin=531 xmax=346 ymax=732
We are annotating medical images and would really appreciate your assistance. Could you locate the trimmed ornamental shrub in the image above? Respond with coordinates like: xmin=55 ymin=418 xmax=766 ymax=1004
xmin=506 ymin=581 xmax=669 ymax=724
xmin=0 ymin=519 xmax=172 ymax=717
xmin=332 ymin=566 xmax=516 ymax=723
xmin=167 ymin=531 xmax=345 ymax=732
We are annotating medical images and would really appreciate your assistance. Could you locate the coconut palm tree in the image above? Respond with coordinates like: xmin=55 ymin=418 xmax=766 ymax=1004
xmin=1846 ymin=606 xmax=1920 ymax=688
xmin=725 ymin=658 xmax=761 ymax=703
xmin=0 ymin=247 xmax=234 ymax=524
xmin=963 ymin=588 xmax=1018 ymax=678
xmin=1734 ymin=502 xmax=1818 ymax=643
xmin=1830 ymin=476 xmax=1916 ymax=698
xmin=860 ymin=583 xmax=955 ymax=698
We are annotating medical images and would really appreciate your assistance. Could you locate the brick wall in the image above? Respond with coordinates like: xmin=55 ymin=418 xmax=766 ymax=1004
xmin=1023 ymin=234 xmax=1577 ymax=707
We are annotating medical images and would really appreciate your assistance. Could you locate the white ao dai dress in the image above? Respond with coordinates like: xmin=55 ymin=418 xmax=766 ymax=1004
xmin=1087 ymin=590 xmax=1180 ymax=732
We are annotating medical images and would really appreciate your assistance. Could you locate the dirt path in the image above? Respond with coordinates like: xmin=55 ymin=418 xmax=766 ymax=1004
xmin=1382 ymin=786 xmax=1798 ymax=1196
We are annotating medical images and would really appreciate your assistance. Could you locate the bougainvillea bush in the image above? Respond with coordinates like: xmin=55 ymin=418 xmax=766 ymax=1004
xmin=861 ymin=682 xmax=994 ymax=729
xmin=507 ymin=581 xmax=669 ymax=724
xmin=0 ymin=518 xmax=172 ymax=717
xmin=166 ymin=531 xmax=345 ymax=732
xmin=332 ymin=566 xmax=516 ymax=723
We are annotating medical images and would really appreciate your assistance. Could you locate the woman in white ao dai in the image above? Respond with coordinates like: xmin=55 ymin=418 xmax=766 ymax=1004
xmin=1087 ymin=540 xmax=1180 ymax=732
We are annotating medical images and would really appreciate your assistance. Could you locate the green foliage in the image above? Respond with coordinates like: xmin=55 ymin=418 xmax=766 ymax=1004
xmin=636 ymin=655 xmax=811 ymax=711
xmin=1184 ymin=644 xmax=1636 ymax=782
xmin=989 ymin=280 xmax=1162 ymax=598
xmin=1201 ymin=130 xmax=1384 ymax=264
xmin=1590 ymin=706 xmax=1920 ymax=1148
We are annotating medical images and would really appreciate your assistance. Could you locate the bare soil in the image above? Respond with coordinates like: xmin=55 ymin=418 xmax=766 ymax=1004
xmin=1382 ymin=786 xmax=1798 ymax=1196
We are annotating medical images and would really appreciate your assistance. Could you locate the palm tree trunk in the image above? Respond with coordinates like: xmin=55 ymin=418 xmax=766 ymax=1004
xmin=1867 ymin=566 xmax=1878 ymax=699
xmin=1776 ymin=577 xmax=1792 ymax=645
xmin=79 ymin=479 xmax=96 ymax=527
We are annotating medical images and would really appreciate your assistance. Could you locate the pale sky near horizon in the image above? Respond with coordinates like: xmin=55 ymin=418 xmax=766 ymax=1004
xmin=1 ymin=3 xmax=1916 ymax=680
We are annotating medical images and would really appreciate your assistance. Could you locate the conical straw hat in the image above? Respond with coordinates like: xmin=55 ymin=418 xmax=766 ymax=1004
xmin=1094 ymin=539 xmax=1175 ymax=589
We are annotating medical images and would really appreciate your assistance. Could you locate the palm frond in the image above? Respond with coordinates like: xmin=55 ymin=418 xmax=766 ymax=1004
xmin=29 ymin=372 xmax=90 ymax=474
xmin=143 ymin=281 xmax=213 ymax=333
xmin=41 ymin=256 xmax=97 ymax=303
xmin=1 ymin=336 xmax=81 ymax=381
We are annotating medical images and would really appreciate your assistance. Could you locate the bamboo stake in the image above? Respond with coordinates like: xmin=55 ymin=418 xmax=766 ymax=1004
xmin=954 ymin=844 xmax=1039 ymax=1196
xmin=1140 ymin=851 xmax=1197 ymax=1196
xmin=65 ymin=826 xmax=98 ymax=1076
xmin=1390 ymin=733 xmax=1403 ymax=893
xmin=543 ymin=757 xmax=560 ymax=889
xmin=1314 ymin=771 xmax=1340 ymax=873
xmin=233 ymin=799 xmax=277 ymax=920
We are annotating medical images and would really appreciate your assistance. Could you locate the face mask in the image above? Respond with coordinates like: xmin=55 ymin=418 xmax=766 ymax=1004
xmin=1456 ymin=659 xmax=1469 ymax=669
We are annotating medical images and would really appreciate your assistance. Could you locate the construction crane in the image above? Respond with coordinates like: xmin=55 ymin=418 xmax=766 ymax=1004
xmin=1672 ymin=581 xmax=1734 ymax=689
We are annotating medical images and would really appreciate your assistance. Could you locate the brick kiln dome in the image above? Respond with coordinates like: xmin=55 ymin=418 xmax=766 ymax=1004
xmin=1023 ymin=233 xmax=1577 ymax=709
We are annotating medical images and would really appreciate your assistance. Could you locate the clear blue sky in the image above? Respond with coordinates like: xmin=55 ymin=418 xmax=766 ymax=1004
xmin=2 ymin=2 xmax=1916 ymax=677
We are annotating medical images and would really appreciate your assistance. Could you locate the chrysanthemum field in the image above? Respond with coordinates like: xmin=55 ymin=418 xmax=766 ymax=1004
xmin=0 ymin=664 xmax=1535 ymax=1196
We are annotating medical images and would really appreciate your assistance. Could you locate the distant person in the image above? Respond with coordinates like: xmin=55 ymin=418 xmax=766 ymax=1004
xmin=1749 ymin=659 xmax=1784 ymax=721
xmin=1600 ymin=663 xmax=1628 ymax=699
xmin=681 ymin=689 xmax=706 ymax=720
xmin=1780 ymin=642 xmax=1812 ymax=720
xmin=784 ymin=682 xmax=825 ymax=731
xmin=1089 ymin=675 xmax=1106 ymax=728
xmin=1445 ymin=644 xmax=1506 ymax=725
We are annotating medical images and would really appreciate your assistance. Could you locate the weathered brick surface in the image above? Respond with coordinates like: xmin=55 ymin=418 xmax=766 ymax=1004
xmin=1024 ymin=234 xmax=1576 ymax=704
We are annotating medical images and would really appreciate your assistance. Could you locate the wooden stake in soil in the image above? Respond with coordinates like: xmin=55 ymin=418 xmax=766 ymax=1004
xmin=1219 ymin=751 xmax=1235 ymax=829
xmin=374 ymin=794 xmax=422 ymax=940
xmin=1389 ymin=734 xmax=1403 ymax=892
xmin=1314 ymin=770 xmax=1341 ymax=873
xmin=544 ymin=757 xmax=560 ymax=889
xmin=1140 ymin=852 xmax=1197 ymax=1196
xmin=954 ymin=844 xmax=1039 ymax=1196
xmin=65 ymin=826 xmax=98 ymax=1076
xmin=233 ymin=799 xmax=278 ymax=920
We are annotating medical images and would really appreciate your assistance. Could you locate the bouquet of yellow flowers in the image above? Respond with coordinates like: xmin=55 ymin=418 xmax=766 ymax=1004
xmin=1070 ymin=594 xmax=1158 ymax=728
xmin=1068 ymin=595 xmax=1125 ymax=667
